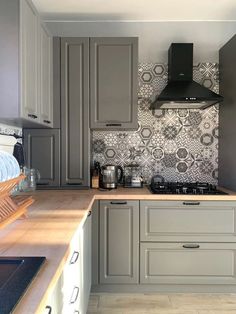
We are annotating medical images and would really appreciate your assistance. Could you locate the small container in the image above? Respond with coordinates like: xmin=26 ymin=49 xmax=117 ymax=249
xmin=91 ymin=162 xmax=100 ymax=189
xmin=123 ymin=164 xmax=143 ymax=188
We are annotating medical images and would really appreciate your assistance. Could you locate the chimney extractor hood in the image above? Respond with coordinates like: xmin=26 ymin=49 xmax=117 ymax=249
xmin=150 ymin=43 xmax=223 ymax=110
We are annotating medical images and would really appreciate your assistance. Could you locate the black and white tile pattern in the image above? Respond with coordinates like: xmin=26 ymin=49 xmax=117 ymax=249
xmin=92 ymin=63 xmax=219 ymax=184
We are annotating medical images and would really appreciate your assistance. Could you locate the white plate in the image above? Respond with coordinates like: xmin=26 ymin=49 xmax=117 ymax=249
xmin=0 ymin=151 xmax=20 ymax=182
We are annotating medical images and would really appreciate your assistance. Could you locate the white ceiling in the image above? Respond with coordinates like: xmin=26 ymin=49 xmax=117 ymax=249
xmin=32 ymin=0 xmax=236 ymax=21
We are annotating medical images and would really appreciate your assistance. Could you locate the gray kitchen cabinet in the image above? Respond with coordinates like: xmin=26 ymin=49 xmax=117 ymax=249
xmin=140 ymin=242 xmax=236 ymax=285
xmin=79 ymin=211 xmax=92 ymax=314
xmin=39 ymin=23 xmax=53 ymax=126
xmin=140 ymin=201 xmax=236 ymax=242
xmin=24 ymin=129 xmax=60 ymax=187
xmin=219 ymin=35 xmax=236 ymax=191
xmin=60 ymin=37 xmax=90 ymax=187
xmin=99 ymin=200 xmax=139 ymax=284
xmin=90 ymin=37 xmax=138 ymax=130
xmin=0 ymin=0 xmax=53 ymax=127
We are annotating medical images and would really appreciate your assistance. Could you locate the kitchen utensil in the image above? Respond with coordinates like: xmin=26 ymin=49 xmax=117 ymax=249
xmin=101 ymin=165 xmax=123 ymax=189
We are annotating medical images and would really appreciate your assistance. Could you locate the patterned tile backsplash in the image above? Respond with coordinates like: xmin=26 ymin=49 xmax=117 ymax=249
xmin=92 ymin=63 xmax=219 ymax=184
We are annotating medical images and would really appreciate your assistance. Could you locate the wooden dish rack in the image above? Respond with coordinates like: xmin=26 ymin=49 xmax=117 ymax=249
xmin=0 ymin=174 xmax=34 ymax=229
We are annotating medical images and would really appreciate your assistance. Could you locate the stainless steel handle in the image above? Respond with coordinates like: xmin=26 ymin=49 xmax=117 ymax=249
xmin=70 ymin=286 xmax=79 ymax=304
xmin=183 ymin=244 xmax=200 ymax=249
xmin=106 ymin=123 xmax=122 ymax=127
xmin=37 ymin=182 xmax=49 ymax=185
xmin=110 ymin=201 xmax=127 ymax=205
xmin=70 ymin=251 xmax=79 ymax=264
xmin=183 ymin=202 xmax=200 ymax=206
xmin=43 ymin=119 xmax=51 ymax=124
xmin=87 ymin=210 xmax=92 ymax=217
xmin=45 ymin=306 xmax=52 ymax=314
xmin=28 ymin=114 xmax=38 ymax=119
xmin=67 ymin=182 xmax=82 ymax=185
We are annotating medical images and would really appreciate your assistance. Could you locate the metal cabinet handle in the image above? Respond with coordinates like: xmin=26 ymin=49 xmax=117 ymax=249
xmin=37 ymin=182 xmax=49 ymax=185
xmin=28 ymin=114 xmax=38 ymax=119
xmin=183 ymin=202 xmax=200 ymax=206
xmin=67 ymin=182 xmax=82 ymax=185
xmin=45 ymin=306 xmax=52 ymax=314
xmin=87 ymin=210 xmax=92 ymax=217
xmin=70 ymin=286 xmax=79 ymax=304
xmin=183 ymin=244 xmax=200 ymax=249
xmin=43 ymin=120 xmax=51 ymax=124
xmin=70 ymin=251 xmax=79 ymax=264
xmin=110 ymin=201 xmax=127 ymax=205
xmin=106 ymin=123 xmax=122 ymax=127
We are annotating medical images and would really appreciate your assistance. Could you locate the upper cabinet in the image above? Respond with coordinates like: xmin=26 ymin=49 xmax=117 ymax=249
xmin=39 ymin=24 xmax=53 ymax=126
xmin=90 ymin=37 xmax=138 ymax=130
xmin=0 ymin=0 xmax=53 ymax=127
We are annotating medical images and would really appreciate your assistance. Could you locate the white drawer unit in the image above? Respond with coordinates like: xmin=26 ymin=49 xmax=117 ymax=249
xmin=140 ymin=201 xmax=236 ymax=242
xmin=140 ymin=242 xmax=236 ymax=285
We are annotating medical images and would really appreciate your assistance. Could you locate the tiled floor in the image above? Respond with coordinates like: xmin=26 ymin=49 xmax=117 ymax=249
xmin=87 ymin=293 xmax=236 ymax=314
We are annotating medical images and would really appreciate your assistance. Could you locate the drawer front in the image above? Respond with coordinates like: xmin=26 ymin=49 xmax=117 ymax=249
xmin=140 ymin=201 xmax=236 ymax=242
xmin=140 ymin=242 xmax=236 ymax=284
xmin=62 ymin=285 xmax=80 ymax=314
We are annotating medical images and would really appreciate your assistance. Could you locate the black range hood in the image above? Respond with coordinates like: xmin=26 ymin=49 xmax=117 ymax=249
xmin=150 ymin=43 xmax=223 ymax=110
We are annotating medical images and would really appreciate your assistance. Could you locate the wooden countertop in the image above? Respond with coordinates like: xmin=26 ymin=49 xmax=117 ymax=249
xmin=1 ymin=186 xmax=236 ymax=313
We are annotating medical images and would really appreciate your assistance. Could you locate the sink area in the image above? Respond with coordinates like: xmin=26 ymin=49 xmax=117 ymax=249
xmin=0 ymin=256 xmax=46 ymax=314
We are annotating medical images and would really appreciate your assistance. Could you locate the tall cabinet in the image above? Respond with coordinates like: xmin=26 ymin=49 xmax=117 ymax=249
xmin=60 ymin=38 xmax=90 ymax=187
xmin=219 ymin=35 xmax=236 ymax=190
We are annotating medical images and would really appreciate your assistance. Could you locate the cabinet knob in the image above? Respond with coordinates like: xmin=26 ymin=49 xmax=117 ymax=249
xmin=45 ymin=306 xmax=52 ymax=314
xmin=87 ymin=210 xmax=92 ymax=217
xmin=106 ymin=123 xmax=122 ymax=127
xmin=43 ymin=120 xmax=51 ymax=124
xmin=70 ymin=286 xmax=79 ymax=304
xmin=28 ymin=114 xmax=38 ymax=119
xmin=110 ymin=201 xmax=127 ymax=205
xmin=70 ymin=251 xmax=79 ymax=264
xmin=183 ymin=244 xmax=200 ymax=249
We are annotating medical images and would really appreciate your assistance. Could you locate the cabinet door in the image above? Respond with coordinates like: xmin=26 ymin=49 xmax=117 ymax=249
xmin=20 ymin=0 xmax=40 ymax=122
xmin=140 ymin=201 xmax=236 ymax=242
xmin=44 ymin=275 xmax=63 ymax=314
xmin=61 ymin=37 xmax=90 ymax=187
xmin=90 ymin=37 xmax=138 ymax=130
xmin=140 ymin=242 xmax=236 ymax=285
xmin=24 ymin=129 xmax=60 ymax=187
xmin=79 ymin=212 xmax=92 ymax=314
xmin=39 ymin=23 xmax=53 ymax=127
xmin=100 ymin=200 xmax=139 ymax=284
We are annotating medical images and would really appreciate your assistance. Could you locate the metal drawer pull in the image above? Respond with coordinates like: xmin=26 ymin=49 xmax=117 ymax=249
xmin=45 ymin=306 xmax=52 ymax=314
xmin=67 ymin=182 xmax=82 ymax=185
xmin=183 ymin=202 xmax=200 ymax=206
xmin=110 ymin=201 xmax=127 ymax=205
xmin=43 ymin=120 xmax=51 ymax=124
xmin=106 ymin=123 xmax=122 ymax=127
xmin=70 ymin=251 xmax=79 ymax=264
xmin=183 ymin=244 xmax=200 ymax=249
xmin=28 ymin=114 xmax=38 ymax=119
xmin=70 ymin=286 xmax=79 ymax=304
xmin=37 ymin=182 xmax=49 ymax=185
xmin=87 ymin=210 xmax=92 ymax=217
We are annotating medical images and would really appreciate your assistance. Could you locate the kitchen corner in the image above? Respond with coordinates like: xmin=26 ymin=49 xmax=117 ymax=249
xmin=1 ymin=0 xmax=236 ymax=313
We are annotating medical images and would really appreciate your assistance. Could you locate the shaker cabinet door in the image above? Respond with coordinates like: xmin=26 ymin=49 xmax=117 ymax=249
xmin=90 ymin=37 xmax=138 ymax=130
xmin=20 ymin=0 xmax=40 ymax=122
xmin=24 ymin=128 xmax=60 ymax=187
xmin=99 ymin=200 xmax=139 ymax=284
xmin=60 ymin=37 xmax=90 ymax=187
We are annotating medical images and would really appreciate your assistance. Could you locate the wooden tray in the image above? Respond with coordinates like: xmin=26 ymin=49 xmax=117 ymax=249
xmin=0 ymin=174 xmax=34 ymax=229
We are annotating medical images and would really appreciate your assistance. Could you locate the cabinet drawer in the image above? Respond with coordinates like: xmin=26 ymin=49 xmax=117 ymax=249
xmin=140 ymin=201 xmax=236 ymax=242
xmin=140 ymin=242 xmax=236 ymax=285
xmin=62 ymin=285 xmax=80 ymax=314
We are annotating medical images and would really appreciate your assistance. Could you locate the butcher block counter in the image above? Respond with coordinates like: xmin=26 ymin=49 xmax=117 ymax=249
xmin=1 ymin=186 xmax=236 ymax=313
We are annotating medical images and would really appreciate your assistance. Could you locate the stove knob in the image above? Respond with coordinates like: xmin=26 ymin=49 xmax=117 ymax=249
xmin=183 ymin=187 xmax=188 ymax=194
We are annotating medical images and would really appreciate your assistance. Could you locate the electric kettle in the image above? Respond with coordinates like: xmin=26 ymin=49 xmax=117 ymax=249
xmin=101 ymin=165 xmax=123 ymax=189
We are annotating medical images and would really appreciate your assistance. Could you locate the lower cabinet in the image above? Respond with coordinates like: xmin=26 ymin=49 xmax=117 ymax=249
xmin=99 ymin=200 xmax=139 ymax=284
xmin=140 ymin=242 xmax=236 ymax=285
xmin=44 ymin=212 xmax=92 ymax=314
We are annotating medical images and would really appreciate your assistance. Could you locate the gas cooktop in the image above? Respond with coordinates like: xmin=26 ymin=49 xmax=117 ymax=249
xmin=149 ymin=180 xmax=228 ymax=195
